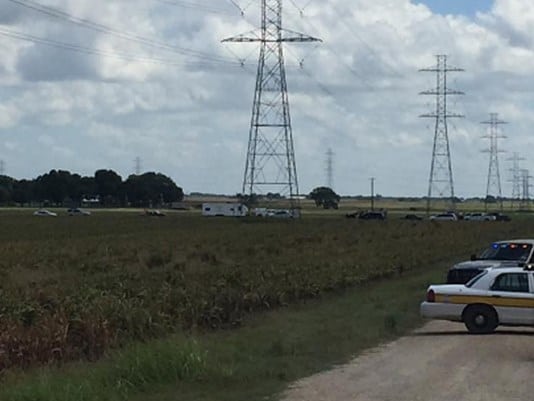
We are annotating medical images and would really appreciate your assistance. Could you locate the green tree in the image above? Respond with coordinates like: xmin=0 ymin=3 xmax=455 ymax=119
xmin=0 ymin=175 xmax=14 ymax=204
xmin=124 ymin=172 xmax=183 ymax=207
xmin=309 ymin=187 xmax=340 ymax=209
xmin=12 ymin=179 xmax=34 ymax=206
xmin=95 ymin=170 xmax=123 ymax=205
xmin=34 ymin=170 xmax=78 ymax=205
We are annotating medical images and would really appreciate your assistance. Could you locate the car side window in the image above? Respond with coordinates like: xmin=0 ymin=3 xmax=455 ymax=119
xmin=491 ymin=273 xmax=530 ymax=293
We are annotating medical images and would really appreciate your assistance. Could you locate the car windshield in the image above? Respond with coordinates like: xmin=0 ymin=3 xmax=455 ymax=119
xmin=465 ymin=271 xmax=488 ymax=288
xmin=478 ymin=243 xmax=532 ymax=261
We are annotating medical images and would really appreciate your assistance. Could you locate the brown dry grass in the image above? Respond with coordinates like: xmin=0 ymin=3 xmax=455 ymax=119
xmin=0 ymin=211 xmax=531 ymax=372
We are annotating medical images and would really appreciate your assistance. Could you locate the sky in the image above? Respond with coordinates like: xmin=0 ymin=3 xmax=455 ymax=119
xmin=0 ymin=0 xmax=533 ymax=197
xmin=418 ymin=0 xmax=493 ymax=17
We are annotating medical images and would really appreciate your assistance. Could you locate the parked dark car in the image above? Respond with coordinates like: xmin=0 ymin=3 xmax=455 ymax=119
xmin=402 ymin=214 xmax=422 ymax=221
xmin=359 ymin=211 xmax=387 ymax=220
xmin=446 ymin=240 xmax=534 ymax=284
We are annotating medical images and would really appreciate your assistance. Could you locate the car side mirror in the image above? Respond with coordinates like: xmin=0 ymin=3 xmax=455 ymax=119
xmin=470 ymin=254 xmax=477 ymax=261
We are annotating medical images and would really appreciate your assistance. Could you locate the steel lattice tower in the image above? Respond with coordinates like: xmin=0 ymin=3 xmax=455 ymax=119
xmin=326 ymin=148 xmax=333 ymax=189
xmin=481 ymin=113 xmax=507 ymax=211
xmin=521 ymin=169 xmax=532 ymax=210
xmin=223 ymin=0 xmax=320 ymax=209
xmin=420 ymin=55 xmax=464 ymax=213
xmin=134 ymin=156 xmax=142 ymax=175
xmin=508 ymin=152 xmax=525 ymax=209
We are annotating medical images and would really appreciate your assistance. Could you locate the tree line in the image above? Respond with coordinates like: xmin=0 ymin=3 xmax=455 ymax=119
xmin=0 ymin=169 xmax=184 ymax=207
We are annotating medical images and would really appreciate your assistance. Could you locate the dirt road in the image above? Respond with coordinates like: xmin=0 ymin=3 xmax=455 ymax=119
xmin=282 ymin=321 xmax=534 ymax=401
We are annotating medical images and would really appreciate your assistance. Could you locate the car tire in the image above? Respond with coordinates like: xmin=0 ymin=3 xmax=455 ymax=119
xmin=463 ymin=304 xmax=498 ymax=334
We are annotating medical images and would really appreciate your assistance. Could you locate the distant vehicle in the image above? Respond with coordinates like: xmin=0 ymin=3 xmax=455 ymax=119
xmin=421 ymin=266 xmax=534 ymax=334
xmin=33 ymin=209 xmax=57 ymax=217
xmin=67 ymin=208 xmax=91 ymax=216
xmin=345 ymin=212 xmax=358 ymax=219
xmin=202 ymin=203 xmax=248 ymax=217
xmin=254 ymin=207 xmax=268 ymax=217
xmin=144 ymin=209 xmax=165 ymax=217
xmin=359 ymin=211 xmax=387 ymax=220
xmin=402 ymin=214 xmax=423 ymax=221
xmin=487 ymin=212 xmax=511 ymax=222
xmin=429 ymin=213 xmax=457 ymax=221
xmin=269 ymin=209 xmax=292 ymax=219
xmin=464 ymin=212 xmax=496 ymax=221
xmin=446 ymin=240 xmax=534 ymax=284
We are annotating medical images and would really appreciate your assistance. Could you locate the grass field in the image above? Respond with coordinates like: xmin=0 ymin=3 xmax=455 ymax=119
xmin=1 ymin=210 xmax=534 ymax=399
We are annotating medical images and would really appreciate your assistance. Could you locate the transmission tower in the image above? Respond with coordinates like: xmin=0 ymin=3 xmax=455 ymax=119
xmin=420 ymin=55 xmax=464 ymax=213
xmin=326 ymin=148 xmax=334 ymax=189
xmin=481 ymin=113 xmax=507 ymax=211
xmin=508 ymin=152 xmax=525 ymax=209
xmin=223 ymin=0 xmax=321 ymax=210
xmin=134 ymin=156 xmax=142 ymax=175
xmin=520 ymin=169 xmax=532 ymax=210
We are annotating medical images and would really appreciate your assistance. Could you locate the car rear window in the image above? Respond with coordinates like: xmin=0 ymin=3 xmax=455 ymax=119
xmin=465 ymin=271 xmax=488 ymax=288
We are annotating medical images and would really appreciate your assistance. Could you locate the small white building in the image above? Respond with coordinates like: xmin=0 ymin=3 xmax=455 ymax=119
xmin=202 ymin=203 xmax=248 ymax=217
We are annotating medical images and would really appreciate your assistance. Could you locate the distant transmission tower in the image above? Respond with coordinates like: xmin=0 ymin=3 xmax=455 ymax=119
xmin=223 ymin=0 xmax=321 ymax=209
xmin=521 ymin=169 xmax=532 ymax=210
xmin=508 ymin=152 xmax=525 ymax=209
xmin=326 ymin=148 xmax=334 ymax=189
xmin=420 ymin=55 xmax=464 ymax=213
xmin=134 ymin=156 xmax=142 ymax=175
xmin=0 ymin=160 xmax=4 ymax=176
xmin=481 ymin=113 xmax=507 ymax=211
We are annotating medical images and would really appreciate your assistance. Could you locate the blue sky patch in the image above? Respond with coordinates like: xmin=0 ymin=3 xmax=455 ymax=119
xmin=416 ymin=0 xmax=494 ymax=18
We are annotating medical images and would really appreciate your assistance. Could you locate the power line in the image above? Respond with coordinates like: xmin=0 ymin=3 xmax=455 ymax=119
xmin=154 ymin=0 xmax=238 ymax=16
xmin=0 ymin=26 xmax=234 ymax=68
xmin=7 ymin=0 xmax=236 ymax=64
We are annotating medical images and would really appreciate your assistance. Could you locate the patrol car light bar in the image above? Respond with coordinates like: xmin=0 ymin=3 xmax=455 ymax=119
xmin=492 ymin=243 xmax=531 ymax=249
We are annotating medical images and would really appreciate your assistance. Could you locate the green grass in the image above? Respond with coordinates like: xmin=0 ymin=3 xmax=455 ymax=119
xmin=1 ymin=264 xmax=447 ymax=401
xmin=1 ymin=212 xmax=533 ymax=371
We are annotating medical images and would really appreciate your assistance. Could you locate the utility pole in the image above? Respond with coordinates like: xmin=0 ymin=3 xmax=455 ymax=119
xmin=420 ymin=55 xmax=464 ymax=214
xmin=481 ymin=113 xmax=507 ymax=212
xmin=370 ymin=177 xmax=375 ymax=211
xmin=508 ymin=152 xmax=525 ymax=209
xmin=326 ymin=148 xmax=334 ymax=189
xmin=223 ymin=0 xmax=321 ymax=211
xmin=520 ymin=169 xmax=532 ymax=211
xmin=134 ymin=156 xmax=142 ymax=175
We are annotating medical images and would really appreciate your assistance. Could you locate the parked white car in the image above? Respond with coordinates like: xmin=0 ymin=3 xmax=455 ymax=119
xmin=33 ymin=209 xmax=57 ymax=217
xmin=429 ymin=213 xmax=457 ymax=221
xmin=464 ymin=212 xmax=496 ymax=221
xmin=421 ymin=266 xmax=534 ymax=333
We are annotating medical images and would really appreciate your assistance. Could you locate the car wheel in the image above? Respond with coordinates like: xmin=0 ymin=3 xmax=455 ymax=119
xmin=463 ymin=305 xmax=498 ymax=334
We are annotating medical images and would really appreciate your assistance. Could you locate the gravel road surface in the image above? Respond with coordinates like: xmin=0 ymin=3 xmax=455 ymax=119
xmin=283 ymin=321 xmax=534 ymax=401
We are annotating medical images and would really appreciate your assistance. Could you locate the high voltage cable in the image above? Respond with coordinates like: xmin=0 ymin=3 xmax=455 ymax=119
xmin=328 ymin=4 xmax=403 ymax=79
xmin=154 ymin=0 xmax=237 ymax=16
xmin=284 ymin=12 xmax=375 ymax=91
xmin=7 ymin=0 xmax=236 ymax=64
xmin=0 ymin=26 xmax=239 ymax=69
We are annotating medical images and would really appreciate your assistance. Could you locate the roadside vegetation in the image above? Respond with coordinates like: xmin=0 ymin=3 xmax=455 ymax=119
xmin=1 ymin=212 xmax=533 ymax=399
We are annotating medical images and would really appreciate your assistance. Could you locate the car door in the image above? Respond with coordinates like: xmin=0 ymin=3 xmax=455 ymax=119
xmin=489 ymin=272 xmax=534 ymax=325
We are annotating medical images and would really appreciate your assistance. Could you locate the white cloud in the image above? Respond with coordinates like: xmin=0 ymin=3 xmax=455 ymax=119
xmin=0 ymin=0 xmax=533 ymax=197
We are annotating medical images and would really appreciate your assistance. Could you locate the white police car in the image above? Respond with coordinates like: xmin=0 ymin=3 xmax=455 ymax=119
xmin=421 ymin=266 xmax=534 ymax=333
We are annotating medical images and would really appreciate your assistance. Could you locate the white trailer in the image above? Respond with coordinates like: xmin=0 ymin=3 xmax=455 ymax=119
xmin=202 ymin=203 xmax=248 ymax=217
